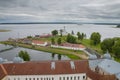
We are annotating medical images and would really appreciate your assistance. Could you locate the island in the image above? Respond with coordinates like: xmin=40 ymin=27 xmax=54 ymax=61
xmin=0 ymin=28 xmax=120 ymax=62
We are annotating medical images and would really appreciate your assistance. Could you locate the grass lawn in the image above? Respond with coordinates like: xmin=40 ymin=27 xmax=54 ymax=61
xmin=81 ymin=39 xmax=103 ymax=54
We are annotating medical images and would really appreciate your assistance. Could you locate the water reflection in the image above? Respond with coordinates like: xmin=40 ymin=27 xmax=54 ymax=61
xmin=0 ymin=44 xmax=70 ymax=61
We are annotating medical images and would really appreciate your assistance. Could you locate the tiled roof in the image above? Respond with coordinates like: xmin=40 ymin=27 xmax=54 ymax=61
xmin=32 ymin=40 xmax=45 ymax=44
xmin=61 ymin=43 xmax=86 ymax=48
xmin=1 ymin=60 xmax=88 ymax=76
xmin=0 ymin=64 xmax=7 ymax=80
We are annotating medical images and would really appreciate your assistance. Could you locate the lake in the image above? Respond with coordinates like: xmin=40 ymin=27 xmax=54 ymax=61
xmin=0 ymin=44 xmax=69 ymax=61
xmin=0 ymin=24 xmax=120 ymax=61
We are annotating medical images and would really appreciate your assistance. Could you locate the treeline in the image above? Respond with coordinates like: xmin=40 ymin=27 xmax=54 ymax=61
xmin=51 ymin=30 xmax=86 ymax=44
xmin=101 ymin=38 xmax=120 ymax=58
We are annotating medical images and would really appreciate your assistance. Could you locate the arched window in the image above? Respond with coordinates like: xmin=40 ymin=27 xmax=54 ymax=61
xmin=74 ymin=76 xmax=76 ymax=80
xmin=37 ymin=78 xmax=39 ymax=80
xmin=70 ymin=77 xmax=72 ymax=80
xmin=67 ymin=77 xmax=69 ymax=80
xmin=83 ymin=76 xmax=86 ymax=80
xmin=78 ymin=76 xmax=80 ymax=80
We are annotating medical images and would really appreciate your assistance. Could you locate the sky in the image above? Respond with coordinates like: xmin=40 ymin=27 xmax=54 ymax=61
xmin=0 ymin=0 xmax=120 ymax=23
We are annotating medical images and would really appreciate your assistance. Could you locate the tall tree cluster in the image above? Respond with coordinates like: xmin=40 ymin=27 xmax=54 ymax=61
xmin=18 ymin=50 xmax=30 ymax=61
xmin=90 ymin=32 xmax=101 ymax=45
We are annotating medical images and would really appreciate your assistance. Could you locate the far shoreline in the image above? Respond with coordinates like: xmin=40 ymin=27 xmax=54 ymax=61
xmin=0 ymin=29 xmax=11 ymax=32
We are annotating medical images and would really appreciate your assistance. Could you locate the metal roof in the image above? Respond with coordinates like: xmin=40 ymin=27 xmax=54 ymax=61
xmin=103 ymin=51 xmax=111 ymax=59
xmin=89 ymin=59 xmax=103 ymax=68
xmin=98 ymin=59 xmax=120 ymax=74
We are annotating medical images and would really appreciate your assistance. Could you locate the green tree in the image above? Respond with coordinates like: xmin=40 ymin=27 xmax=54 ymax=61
xmin=81 ymin=33 xmax=85 ymax=40
xmin=77 ymin=32 xmax=86 ymax=40
xmin=112 ymin=40 xmax=120 ymax=58
xmin=71 ymin=30 xmax=74 ymax=35
xmin=66 ymin=33 xmax=76 ymax=43
xmin=101 ymin=38 xmax=114 ymax=53
xmin=60 ymin=29 xmax=63 ymax=37
xmin=27 ymin=36 xmax=32 ymax=38
xmin=51 ymin=37 xmax=55 ymax=44
xmin=18 ymin=50 xmax=30 ymax=61
xmin=90 ymin=32 xmax=101 ymax=45
xmin=77 ymin=32 xmax=81 ymax=40
xmin=57 ymin=38 xmax=62 ymax=45
xmin=51 ymin=30 xmax=58 ymax=36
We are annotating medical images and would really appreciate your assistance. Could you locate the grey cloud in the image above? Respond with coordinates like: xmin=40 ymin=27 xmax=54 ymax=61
xmin=0 ymin=0 xmax=120 ymax=22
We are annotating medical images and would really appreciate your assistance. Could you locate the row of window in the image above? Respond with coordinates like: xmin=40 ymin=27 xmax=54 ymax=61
xmin=8 ymin=75 xmax=86 ymax=80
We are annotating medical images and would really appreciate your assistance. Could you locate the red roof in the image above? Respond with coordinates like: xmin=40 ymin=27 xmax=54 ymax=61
xmin=61 ymin=43 xmax=86 ymax=48
xmin=32 ymin=40 xmax=45 ymax=44
xmin=0 ymin=64 xmax=7 ymax=80
xmin=0 ymin=60 xmax=88 ymax=76
xmin=40 ymin=34 xmax=52 ymax=38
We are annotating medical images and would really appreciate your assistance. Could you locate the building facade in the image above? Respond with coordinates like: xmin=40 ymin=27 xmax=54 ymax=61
xmin=0 ymin=60 xmax=116 ymax=80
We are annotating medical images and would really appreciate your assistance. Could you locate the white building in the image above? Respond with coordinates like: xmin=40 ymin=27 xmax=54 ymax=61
xmin=32 ymin=40 xmax=48 ymax=46
xmin=51 ymin=43 xmax=86 ymax=51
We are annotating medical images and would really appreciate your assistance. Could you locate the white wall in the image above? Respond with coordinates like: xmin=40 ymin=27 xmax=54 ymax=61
xmin=32 ymin=42 xmax=48 ymax=46
xmin=5 ymin=73 xmax=86 ymax=80
xmin=51 ymin=45 xmax=85 ymax=51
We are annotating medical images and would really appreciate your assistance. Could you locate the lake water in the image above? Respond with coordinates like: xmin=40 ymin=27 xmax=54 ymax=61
xmin=0 ymin=24 xmax=120 ymax=61
xmin=0 ymin=44 xmax=69 ymax=61
xmin=0 ymin=24 xmax=120 ymax=41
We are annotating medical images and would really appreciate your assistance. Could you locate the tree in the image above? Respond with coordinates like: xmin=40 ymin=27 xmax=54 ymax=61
xmin=18 ymin=50 xmax=30 ymax=61
xmin=71 ymin=30 xmax=74 ymax=35
xmin=57 ymin=38 xmax=62 ymax=45
xmin=101 ymin=38 xmax=114 ymax=53
xmin=77 ymin=32 xmax=81 ymax=40
xmin=81 ymin=33 xmax=85 ymax=40
xmin=60 ymin=29 xmax=63 ymax=37
xmin=51 ymin=30 xmax=58 ymax=36
xmin=66 ymin=33 xmax=76 ymax=43
xmin=27 ymin=36 xmax=32 ymax=38
xmin=90 ymin=32 xmax=101 ymax=45
xmin=112 ymin=40 xmax=120 ymax=58
xmin=51 ymin=37 xmax=55 ymax=44
xmin=77 ymin=32 xmax=86 ymax=40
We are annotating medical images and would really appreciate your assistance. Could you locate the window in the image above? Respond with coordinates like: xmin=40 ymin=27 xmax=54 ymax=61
xmin=78 ymin=76 xmax=80 ymax=80
xmin=74 ymin=76 xmax=76 ymax=80
xmin=59 ymin=77 xmax=61 ymax=80
xmin=25 ymin=78 xmax=27 ymax=80
xmin=83 ymin=76 xmax=86 ymax=79
xmin=52 ymin=77 xmax=54 ymax=80
xmin=70 ymin=77 xmax=72 ymax=80
xmin=37 ymin=78 xmax=39 ymax=80
xmin=33 ymin=78 xmax=35 ymax=80
xmin=41 ymin=78 xmax=43 ymax=80
xmin=67 ymin=77 xmax=69 ymax=80
xmin=29 ymin=78 xmax=31 ymax=80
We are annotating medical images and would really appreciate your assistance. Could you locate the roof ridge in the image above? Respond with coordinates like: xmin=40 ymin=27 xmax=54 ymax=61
xmin=0 ymin=64 xmax=8 ymax=75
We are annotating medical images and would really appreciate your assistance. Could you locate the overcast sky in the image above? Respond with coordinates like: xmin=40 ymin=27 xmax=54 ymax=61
xmin=0 ymin=0 xmax=120 ymax=23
